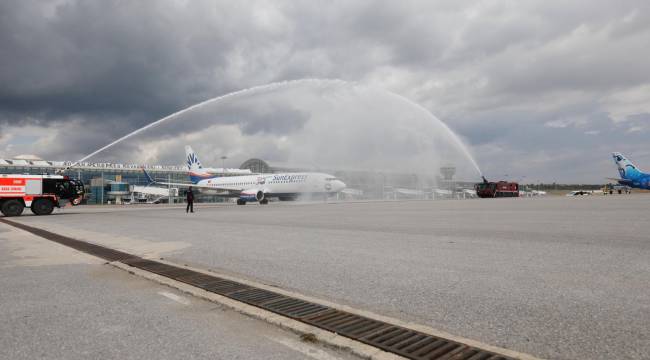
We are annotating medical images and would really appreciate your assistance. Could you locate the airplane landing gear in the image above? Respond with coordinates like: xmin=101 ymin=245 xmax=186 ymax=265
xmin=259 ymin=199 xmax=269 ymax=205
xmin=236 ymin=199 xmax=246 ymax=205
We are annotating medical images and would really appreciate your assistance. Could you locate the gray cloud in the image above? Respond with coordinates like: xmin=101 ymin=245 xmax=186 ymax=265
xmin=1 ymin=0 xmax=649 ymax=182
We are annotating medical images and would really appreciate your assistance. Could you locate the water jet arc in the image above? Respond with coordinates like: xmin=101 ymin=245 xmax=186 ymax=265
xmin=63 ymin=79 xmax=481 ymax=178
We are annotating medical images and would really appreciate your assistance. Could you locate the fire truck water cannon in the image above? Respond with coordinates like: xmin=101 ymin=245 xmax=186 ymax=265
xmin=0 ymin=174 xmax=85 ymax=217
xmin=474 ymin=176 xmax=519 ymax=198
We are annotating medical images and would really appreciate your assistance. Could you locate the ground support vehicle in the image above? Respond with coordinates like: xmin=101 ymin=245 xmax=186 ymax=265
xmin=475 ymin=181 xmax=519 ymax=198
xmin=0 ymin=174 xmax=84 ymax=216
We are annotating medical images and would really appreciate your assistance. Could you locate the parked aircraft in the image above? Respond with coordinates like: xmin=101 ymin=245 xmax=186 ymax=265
xmin=610 ymin=152 xmax=650 ymax=190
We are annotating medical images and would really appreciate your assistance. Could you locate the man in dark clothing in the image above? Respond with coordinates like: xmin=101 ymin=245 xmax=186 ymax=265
xmin=186 ymin=187 xmax=194 ymax=213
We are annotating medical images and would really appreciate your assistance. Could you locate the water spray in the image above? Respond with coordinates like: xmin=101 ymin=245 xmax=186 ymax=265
xmin=61 ymin=78 xmax=481 ymax=179
xmin=60 ymin=79 xmax=347 ymax=173
xmin=376 ymin=88 xmax=483 ymax=177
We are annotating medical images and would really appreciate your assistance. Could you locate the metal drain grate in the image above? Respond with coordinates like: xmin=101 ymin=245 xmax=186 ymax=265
xmin=304 ymin=310 xmax=506 ymax=360
xmin=229 ymin=288 xmax=287 ymax=306
xmin=0 ymin=219 xmax=135 ymax=262
xmin=304 ymin=309 xmax=390 ymax=337
xmin=262 ymin=297 xmax=330 ymax=318
xmin=176 ymin=273 xmax=226 ymax=287
xmin=0 ymin=218 xmax=516 ymax=360
xmin=363 ymin=326 xmax=478 ymax=360
xmin=122 ymin=258 xmax=197 ymax=279
xmin=200 ymin=279 xmax=251 ymax=295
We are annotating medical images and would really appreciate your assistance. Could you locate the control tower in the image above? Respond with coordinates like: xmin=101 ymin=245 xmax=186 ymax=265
xmin=440 ymin=165 xmax=456 ymax=181
xmin=439 ymin=165 xmax=456 ymax=197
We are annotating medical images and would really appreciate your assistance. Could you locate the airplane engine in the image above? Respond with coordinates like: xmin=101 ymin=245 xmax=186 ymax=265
xmin=255 ymin=190 xmax=265 ymax=201
xmin=239 ymin=189 xmax=268 ymax=204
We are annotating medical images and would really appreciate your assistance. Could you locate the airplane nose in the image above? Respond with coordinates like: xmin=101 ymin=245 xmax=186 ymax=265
xmin=336 ymin=180 xmax=346 ymax=191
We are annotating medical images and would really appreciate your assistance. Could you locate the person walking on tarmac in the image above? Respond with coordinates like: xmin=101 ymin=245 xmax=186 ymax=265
xmin=186 ymin=186 xmax=194 ymax=213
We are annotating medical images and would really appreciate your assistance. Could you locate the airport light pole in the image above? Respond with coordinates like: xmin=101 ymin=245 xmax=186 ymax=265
xmin=168 ymin=173 xmax=172 ymax=205
xmin=221 ymin=156 xmax=227 ymax=173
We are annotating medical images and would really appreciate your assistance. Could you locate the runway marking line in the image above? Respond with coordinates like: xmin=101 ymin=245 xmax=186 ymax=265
xmin=158 ymin=291 xmax=191 ymax=305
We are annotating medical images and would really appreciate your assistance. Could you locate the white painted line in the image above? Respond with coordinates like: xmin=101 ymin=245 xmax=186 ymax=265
xmin=266 ymin=335 xmax=343 ymax=360
xmin=158 ymin=291 xmax=190 ymax=305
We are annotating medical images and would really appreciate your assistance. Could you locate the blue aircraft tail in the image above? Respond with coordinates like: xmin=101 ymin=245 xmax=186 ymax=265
xmin=612 ymin=152 xmax=645 ymax=180
xmin=142 ymin=167 xmax=155 ymax=184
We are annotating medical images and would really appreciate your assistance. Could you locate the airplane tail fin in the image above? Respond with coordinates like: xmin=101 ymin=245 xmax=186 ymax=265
xmin=612 ymin=152 xmax=642 ymax=179
xmin=186 ymin=146 xmax=203 ymax=172
xmin=185 ymin=145 xmax=211 ymax=184
xmin=142 ymin=167 xmax=155 ymax=185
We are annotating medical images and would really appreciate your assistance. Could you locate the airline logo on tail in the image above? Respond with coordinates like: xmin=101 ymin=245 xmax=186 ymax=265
xmin=186 ymin=145 xmax=202 ymax=171
xmin=185 ymin=146 xmax=213 ymax=184
xmin=612 ymin=152 xmax=642 ymax=179
xmin=611 ymin=152 xmax=650 ymax=189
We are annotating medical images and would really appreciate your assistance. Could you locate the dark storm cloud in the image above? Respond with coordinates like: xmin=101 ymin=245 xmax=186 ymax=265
xmin=0 ymin=0 xmax=235 ymax=126
xmin=236 ymin=107 xmax=309 ymax=135
xmin=1 ymin=0 xmax=649 ymax=182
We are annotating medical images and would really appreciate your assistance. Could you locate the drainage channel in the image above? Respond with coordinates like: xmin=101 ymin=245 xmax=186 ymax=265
xmin=1 ymin=218 xmax=515 ymax=360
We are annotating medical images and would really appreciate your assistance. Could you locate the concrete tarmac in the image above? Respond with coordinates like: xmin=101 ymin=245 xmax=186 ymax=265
xmin=0 ymin=224 xmax=356 ymax=360
xmin=6 ymin=195 xmax=650 ymax=359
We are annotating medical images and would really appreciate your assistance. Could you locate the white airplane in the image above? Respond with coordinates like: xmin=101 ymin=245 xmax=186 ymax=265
xmin=143 ymin=146 xmax=346 ymax=205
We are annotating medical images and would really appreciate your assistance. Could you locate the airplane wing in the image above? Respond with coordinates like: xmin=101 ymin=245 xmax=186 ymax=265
xmin=606 ymin=177 xmax=633 ymax=185
xmin=141 ymin=168 xmax=236 ymax=195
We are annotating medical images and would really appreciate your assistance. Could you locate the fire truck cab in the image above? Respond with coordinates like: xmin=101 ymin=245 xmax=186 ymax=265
xmin=0 ymin=174 xmax=85 ymax=217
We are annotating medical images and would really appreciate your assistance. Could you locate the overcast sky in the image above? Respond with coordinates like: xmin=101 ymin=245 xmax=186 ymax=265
xmin=1 ymin=0 xmax=649 ymax=182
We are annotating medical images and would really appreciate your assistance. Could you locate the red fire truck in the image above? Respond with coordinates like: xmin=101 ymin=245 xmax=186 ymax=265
xmin=0 ymin=174 xmax=85 ymax=216
xmin=475 ymin=180 xmax=519 ymax=198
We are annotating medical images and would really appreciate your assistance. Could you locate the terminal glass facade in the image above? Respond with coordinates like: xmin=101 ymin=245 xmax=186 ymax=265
xmin=0 ymin=163 xmax=188 ymax=204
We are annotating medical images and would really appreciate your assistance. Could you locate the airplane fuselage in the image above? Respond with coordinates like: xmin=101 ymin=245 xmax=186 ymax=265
xmin=179 ymin=145 xmax=346 ymax=204
xmin=196 ymin=172 xmax=346 ymax=200
xmin=617 ymin=171 xmax=650 ymax=190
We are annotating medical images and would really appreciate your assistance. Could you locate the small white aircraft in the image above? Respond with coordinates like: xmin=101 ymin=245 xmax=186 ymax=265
xmin=143 ymin=146 xmax=346 ymax=205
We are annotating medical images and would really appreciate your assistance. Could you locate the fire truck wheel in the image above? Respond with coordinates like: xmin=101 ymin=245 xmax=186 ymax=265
xmin=31 ymin=199 xmax=54 ymax=216
xmin=1 ymin=199 xmax=24 ymax=217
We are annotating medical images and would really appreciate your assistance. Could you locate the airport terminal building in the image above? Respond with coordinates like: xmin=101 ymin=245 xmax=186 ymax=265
xmin=1 ymin=155 xmax=475 ymax=204
xmin=1 ymin=155 xmax=189 ymax=204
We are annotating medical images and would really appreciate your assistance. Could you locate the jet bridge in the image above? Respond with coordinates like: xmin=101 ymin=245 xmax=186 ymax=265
xmin=131 ymin=185 xmax=179 ymax=204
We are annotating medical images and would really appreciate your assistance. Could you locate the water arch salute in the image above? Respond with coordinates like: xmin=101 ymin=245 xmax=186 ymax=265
xmin=1 ymin=2 xmax=649 ymax=359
